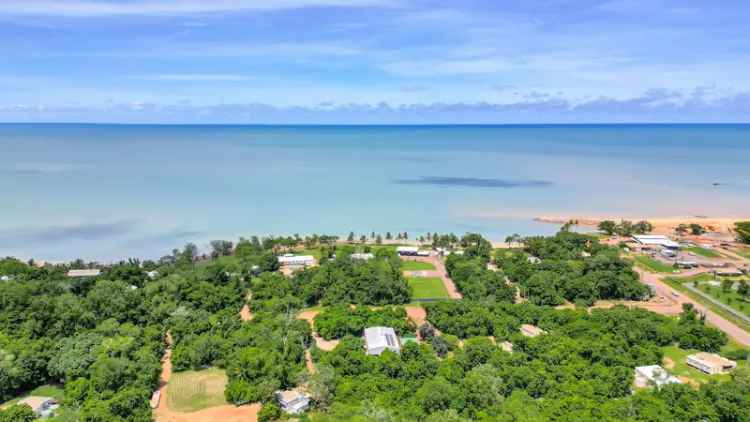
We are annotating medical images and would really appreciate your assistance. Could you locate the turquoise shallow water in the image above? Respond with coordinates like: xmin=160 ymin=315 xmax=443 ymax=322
xmin=1 ymin=124 xmax=748 ymax=261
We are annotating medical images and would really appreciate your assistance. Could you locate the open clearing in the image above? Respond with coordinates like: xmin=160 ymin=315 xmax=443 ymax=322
xmin=167 ymin=368 xmax=229 ymax=413
xmin=408 ymin=276 xmax=450 ymax=299
xmin=632 ymin=255 xmax=678 ymax=273
xmin=401 ymin=260 xmax=436 ymax=271
xmin=2 ymin=385 xmax=64 ymax=407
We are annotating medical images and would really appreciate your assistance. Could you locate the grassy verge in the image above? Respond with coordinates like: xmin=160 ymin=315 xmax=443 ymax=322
xmin=2 ymin=385 xmax=65 ymax=407
xmin=408 ymin=276 xmax=450 ymax=300
xmin=661 ymin=345 xmax=749 ymax=384
xmin=167 ymin=368 xmax=229 ymax=412
xmin=683 ymin=246 xmax=721 ymax=258
xmin=632 ymin=255 xmax=679 ymax=273
xmin=736 ymin=247 xmax=750 ymax=260
xmin=401 ymin=261 xmax=436 ymax=271
xmin=663 ymin=276 xmax=750 ymax=333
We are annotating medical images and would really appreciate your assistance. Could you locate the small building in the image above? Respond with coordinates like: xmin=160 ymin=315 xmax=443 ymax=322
xmin=675 ymin=261 xmax=699 ymax=269
xmin=277 ymin=254 xmax=316 ymax=268
xmin=716 ymin=268 xmax=744 ymax=277
xmin=527 ymin=256 xmax=541 ymax=264
xmin=16 ymin=396 xmax=58 ymax=418
xmin=397 ymin=246 xmax=420 ymax=256
xmin=520 ymin=324 xmax=546 ymax=338
xmin=0 ymin=275 xmax=11 ymax=282
xmin=632 ymin=235 xmax=680 ymax=250
xmin=686 ymin=353 xmax=737 ymax=375
xmin=350 ymin=253 xmax=374 ymax=261
xmin=499 ymin=341 xmax=513 ymax=353
xmin=416 ymin=250 xmax=430 ymax=257
xmin=364 ymin=326 xmax=401 ymax=355
xmin=66 ymin=269 xmax=101 ymax=277
xmin=149 ymin=390 xmax=161 ymax=409
xmin=276 ymin=389 xmax=310 ymax=414
xmin=634 ymin=365 xmax=681 ymax=388
xmin=146 ymin=270 xmax=159 ymax=279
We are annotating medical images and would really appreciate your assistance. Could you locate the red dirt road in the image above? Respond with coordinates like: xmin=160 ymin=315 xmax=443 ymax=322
xmin=401 ymin=255 xmax=462 ymax=299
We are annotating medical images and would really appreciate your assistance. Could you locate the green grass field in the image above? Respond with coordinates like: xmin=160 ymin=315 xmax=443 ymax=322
xmin=661 ymin=346 xmax=729 ymax=384
xmin=401 ymin=261 xmax=436 ymax=271
xmin=632 ymin=255 xmax=678 ymax=273
xmin=663 ymin=276 xmax=750 ymax=333
xmin=683 ymin=246 xmax=722 ymax=258
xmin=408 ymin=276 xmax=450 ymax=300
xmin=2 ymin=385 xmax=65 ymax=407
xmin=167 ymin=368 xmax=229 ymax=412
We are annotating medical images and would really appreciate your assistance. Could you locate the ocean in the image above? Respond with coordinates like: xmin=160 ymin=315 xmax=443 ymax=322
xmin=1 ymin=124 xmax=748 ymax=261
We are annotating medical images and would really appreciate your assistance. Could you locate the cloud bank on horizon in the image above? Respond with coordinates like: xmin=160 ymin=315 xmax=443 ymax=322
xmin=2 ymin=0 xmax=750 ymax=123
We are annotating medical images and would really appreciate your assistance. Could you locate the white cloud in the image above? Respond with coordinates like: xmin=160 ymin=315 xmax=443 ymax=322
xmin=0 ymin=0 xmax=405 ymax=17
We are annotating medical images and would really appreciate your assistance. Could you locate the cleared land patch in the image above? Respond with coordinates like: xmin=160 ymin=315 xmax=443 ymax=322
xmin=408 ymin=276 xmax=450 ymax=300
xmin=632 ymin=255 xmax=677 ymax=273
xmin=401 ymin=260 xmax=436 ymax=271
xmin=684 ymin=246 xmax=722 ymax=258
xmin=167 ymin=368 xmax=229 ymax=413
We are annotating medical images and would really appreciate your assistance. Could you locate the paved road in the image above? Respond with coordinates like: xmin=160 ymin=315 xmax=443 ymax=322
xmin=637 ymin=269 xmax=750 ymax=347
xmin=684 ymin=282 xmax=750 ymax=325
xmin=402 ymin=255 xmax=462 ymax=299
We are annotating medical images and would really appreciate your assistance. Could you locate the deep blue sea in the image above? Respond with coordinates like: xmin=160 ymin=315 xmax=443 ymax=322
xmin=1 ymin=124 xmax=748 ymax=261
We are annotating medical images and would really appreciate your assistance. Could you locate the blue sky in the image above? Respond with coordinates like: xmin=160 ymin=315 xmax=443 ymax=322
xmin=2 ymin=0 xmax=750 ymax=123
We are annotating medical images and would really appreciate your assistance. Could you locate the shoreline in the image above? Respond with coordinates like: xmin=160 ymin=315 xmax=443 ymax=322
xmin=534 ymin=215 xmax=748 ymax=234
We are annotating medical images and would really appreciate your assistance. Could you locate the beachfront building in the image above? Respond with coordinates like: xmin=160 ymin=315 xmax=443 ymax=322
xmin=632 ymin=235 xmax=680 ymax=250
xmin=686 ymin=353 xmax=737 ymax=375
xmin=277 ymin=254 xmax=316 ymax=268
xmin=520 ymin=324 xmax=546 ymax=338
xmin=16 ymin=396 xmax=58 ymax=418
xmin=276 ymin=389 xmax=311 ymax=414
xmin=397 ymin=246 xmax=419 ymax=256
xmin=350 ymin=253 xmax=375 ymax=261
xmin=66 ymin=269 xmax=101 ymax=277
xmin=364 ymin=326 xmax=401 ymax=355
xmin=634 ymin=365 xmax=681 ymax=388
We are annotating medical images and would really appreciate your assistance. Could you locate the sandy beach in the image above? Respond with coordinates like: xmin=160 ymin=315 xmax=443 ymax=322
xmin=533 ymin=216 xmax=748 ymax=235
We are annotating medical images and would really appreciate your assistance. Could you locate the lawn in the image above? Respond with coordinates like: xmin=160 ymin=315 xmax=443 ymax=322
xmin=2 ymin=384 xmax=64 ymax=407
xmin=692 ymin=281 xmax=750 ymax=316
xmin=408 ymin=276 xmax=449 ymax=300
xmin=663 ymin=276 xmax=750 ymax=333
xmin=661 ymin=346 xmax=734 ymax=384
xmin=401 ymin=260 xmax=436 ymax=271
xmin=167 ymin=368 xmax=229 ymax=412
xmin=632 ymin=255 xmax=678 ymax=273
xmin=683 ymin=246 xmax=722 ymax=258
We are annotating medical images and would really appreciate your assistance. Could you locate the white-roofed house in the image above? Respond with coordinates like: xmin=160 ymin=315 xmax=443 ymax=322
xmin=634 ymin=365 xmax=682 ymax=388
xmin=632 ymin=235 xmax=680 ymax=249
xmin=686 ymin=352 xmax=737 ymax=375
xmin=276 ymin=389 xmax=311 ymax=414
xmin=364 ymin=326 xmax=401 ymax=355
xmin=66 ymin=269 xmax=101 ymax=277
xmin=350 ymin=253 xmax=375 ymax=261
xmin=277 ymin=254 xmax=316 ymax=268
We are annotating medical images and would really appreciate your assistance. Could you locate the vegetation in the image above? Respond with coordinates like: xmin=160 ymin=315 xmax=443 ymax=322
xmin=684 ymin=246 xmax=721 ymax=258
xmin=632 ymin=254 xmax=677 ymax=273
xmin=496 ymin=232 xmax=652 ymax=306
xmin=313 ymin=306 xmax=414 ymax=340
xmin=401 ymin=260 xmax=436 ymax=271
xmin=597 ymin=219 xmax=653 ymax=236
xmin=736 ymin=221 xmax=750 ymax=244
xmin=407 ymin=277 xmax=450 ymax=300
xmin=663 ymin=276 xmax=750 ymax=333
xmin=1 ymin=230 xmax=749 ymax=422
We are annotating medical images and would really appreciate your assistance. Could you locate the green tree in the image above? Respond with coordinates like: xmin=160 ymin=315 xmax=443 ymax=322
xmin=735 ymin=221 xmax=750 ymax=244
